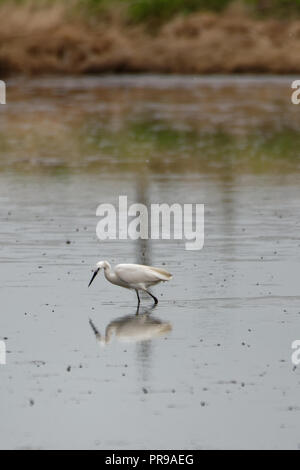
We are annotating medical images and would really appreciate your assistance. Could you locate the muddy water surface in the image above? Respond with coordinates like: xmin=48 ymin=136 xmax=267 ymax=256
xmin=0 ymin=76 xmax=300 ymax=449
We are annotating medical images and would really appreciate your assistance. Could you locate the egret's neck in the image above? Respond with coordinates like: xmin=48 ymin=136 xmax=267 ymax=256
xmin=102 ymin=261 xmax=111 ymax=270
xmin=103 ymin=263 xmax=117 ymax=283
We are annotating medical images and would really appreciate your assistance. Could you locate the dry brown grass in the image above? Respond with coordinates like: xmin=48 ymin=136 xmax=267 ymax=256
xmin=0 ymin=2 xmax=300 ymax=75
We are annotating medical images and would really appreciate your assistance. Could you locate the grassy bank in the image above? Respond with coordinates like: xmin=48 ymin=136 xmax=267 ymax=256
xmin=1 ymin=0 xmax=300 ymax=75
xmin=83 ymin=0 xmax=300 ymax=22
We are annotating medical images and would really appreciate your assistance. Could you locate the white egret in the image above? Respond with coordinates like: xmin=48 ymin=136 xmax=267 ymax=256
xmin=88 ymin=260 xmax=172 ymax=306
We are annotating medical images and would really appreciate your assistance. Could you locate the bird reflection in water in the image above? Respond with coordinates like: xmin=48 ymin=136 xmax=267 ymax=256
xmin=89 ymin=306 xmax=172 ymax=347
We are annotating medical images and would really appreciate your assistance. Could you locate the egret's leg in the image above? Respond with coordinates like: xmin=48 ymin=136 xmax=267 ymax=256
xmin=135 ymin=289 xmax=141 ymax=307
xmin=146 ymin=290 xmax=158 ymax=305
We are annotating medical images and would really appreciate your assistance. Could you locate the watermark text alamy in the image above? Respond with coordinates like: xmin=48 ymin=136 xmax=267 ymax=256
xmin=96 ymin=196 xmax=204 ymax=251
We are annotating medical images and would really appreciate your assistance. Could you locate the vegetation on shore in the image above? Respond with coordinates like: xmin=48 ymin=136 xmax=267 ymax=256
xmin=1 ymin=0 xmax=300 ymax=75
xmin=83 ymin=0 xmax=300 ymax=22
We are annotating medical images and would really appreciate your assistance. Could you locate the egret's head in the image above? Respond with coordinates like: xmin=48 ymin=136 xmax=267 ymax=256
xmin=89 ymin=318 xmax=106 ymax=347
xmin=96 ymin=260 xmax=109 ymax=270
xmin=88 ymin=260 xmax=109 ymax=287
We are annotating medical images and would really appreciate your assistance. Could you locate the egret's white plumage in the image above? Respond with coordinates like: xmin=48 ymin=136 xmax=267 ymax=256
xmin=88 ymin=260 xmax=172 ymax=305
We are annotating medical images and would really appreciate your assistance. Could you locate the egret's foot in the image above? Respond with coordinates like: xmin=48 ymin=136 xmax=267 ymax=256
xmin=147 ymin=290 xmax=158 ymax=305
xmin=135 ymin=304 xmax=141 ymax=315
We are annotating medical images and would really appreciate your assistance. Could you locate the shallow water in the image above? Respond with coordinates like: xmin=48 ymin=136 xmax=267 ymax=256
xmin=0 ymin=75 xmax=300 ymax=450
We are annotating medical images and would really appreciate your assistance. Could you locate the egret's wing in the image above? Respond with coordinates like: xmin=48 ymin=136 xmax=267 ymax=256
xmin=148 ymin=266 xmax=173 ymax=280
xmin=115 ymin=264 xmax=172 ymax=284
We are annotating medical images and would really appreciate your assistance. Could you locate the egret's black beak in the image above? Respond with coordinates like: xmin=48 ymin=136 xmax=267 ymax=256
xmin=88 ymin=268 xmax=99 ymax=287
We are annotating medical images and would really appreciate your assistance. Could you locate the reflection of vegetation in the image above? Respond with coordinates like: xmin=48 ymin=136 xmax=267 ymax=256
xmin=122 ymin=121 xmax=199 ymax=149
xmin=1 ymin=118 xmax=300 ymax=174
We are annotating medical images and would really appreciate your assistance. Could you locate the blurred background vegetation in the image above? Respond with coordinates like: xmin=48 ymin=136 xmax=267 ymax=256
xmin=103 ymin=0 xmax=300 ymax=22
xmin=2 ymin=0 xmax=300 ymax=22
xmin=0 ymin=0 xmax=299 ymax=75
xmin=0 ymin=3 xmax=299 ymax=188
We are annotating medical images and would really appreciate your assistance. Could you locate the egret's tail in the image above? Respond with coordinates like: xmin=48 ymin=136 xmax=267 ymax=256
xmin=148 ymin=266 xmax=173 ymax=281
